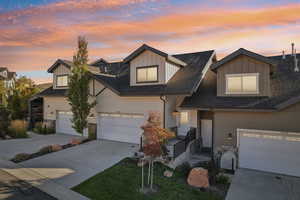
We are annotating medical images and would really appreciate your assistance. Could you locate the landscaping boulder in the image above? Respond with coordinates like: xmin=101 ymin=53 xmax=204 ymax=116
xmin=70 ymin=138 xmax=82 ymax=145
xmin=164 ymin=170 xmax=173 ymax=178
xmin=51 ymin=144 xmax=63 ymax=152
xmin=187 ymin=167 xmax=209 ymax=188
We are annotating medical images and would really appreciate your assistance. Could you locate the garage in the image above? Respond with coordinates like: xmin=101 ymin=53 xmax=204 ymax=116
xmin=237 ymin=128 xmax=300 ymax=177
xmin=56 ymin=111 xmax=80 ymax=136
xmin=97 ymin=113 xmax=145 ymax=144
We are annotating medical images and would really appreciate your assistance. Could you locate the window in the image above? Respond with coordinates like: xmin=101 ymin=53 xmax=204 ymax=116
xmin=180 ymin=112 xmax=189 ymax=125
xmin=226 ymin=73 xmax=259 ymax=94
xmin=136 ymin=66 xmax=158 ymax=83
xmin=56 ymin=75 xmax=68 ymax=87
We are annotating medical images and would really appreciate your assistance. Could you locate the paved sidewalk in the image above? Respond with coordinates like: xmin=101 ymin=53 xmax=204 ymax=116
xmin=0 ymin=159 xmax=89 ymax=200
xmin=0 ymin=169 xmax=56 ymax=200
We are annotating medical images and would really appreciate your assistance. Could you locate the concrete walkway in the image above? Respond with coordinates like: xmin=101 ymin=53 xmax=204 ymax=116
xmin=0 ymin=132 xmax=83 ymax=160
xmin=0 ymin=159 xmax=89 ymax=200
xmin=19 ymin=140 xmax=139 ymax=188
xmin=226 ymin=169 xmax=300 ymax=200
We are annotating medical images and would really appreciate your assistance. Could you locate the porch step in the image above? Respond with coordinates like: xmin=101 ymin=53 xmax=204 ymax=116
xmin=188 ymin=154 xmax=211 ymax=167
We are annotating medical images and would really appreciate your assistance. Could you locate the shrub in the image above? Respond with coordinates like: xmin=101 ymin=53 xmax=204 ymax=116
xmin=38 ymin=145 xmax=53 ymax=155
xmin=176 ymin=162 xmax=191 ymax=177
xmin=33 ymin=122 xmax=55 ymax=135
xmin=0 ymin=106 xmax=10 ymax=139
xmin=8 ymin=120 xmax=28 ymax=138
xmin=216 ymin=174 xmax=230 ymax=185
xmin=11 ymin=153 xmax=31 ymax=163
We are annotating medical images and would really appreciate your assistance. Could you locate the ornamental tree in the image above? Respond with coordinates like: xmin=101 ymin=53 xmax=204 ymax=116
xmin=67 ymin=36 xmax=95 ymax=135
xmin=140 ymin=112 xmax=175 ymax=191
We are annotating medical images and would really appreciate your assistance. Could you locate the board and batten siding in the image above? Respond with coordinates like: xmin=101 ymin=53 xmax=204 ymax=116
xmin=165 ymin=62 xmax=179 ymax=82
xmin=217 ymin=55 xmax=271 ymax=96
xmin=53 ymin=64 xmax=71 ymax=89
xmin=130 ymin=50 xmax=166 ymax=86
xmin=213 ymin=102 xmax=300 ymax=149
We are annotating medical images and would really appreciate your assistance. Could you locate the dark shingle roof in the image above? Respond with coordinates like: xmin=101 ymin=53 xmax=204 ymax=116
xmin=123 ymin=44 xmax=187 ymax=67
xmin=37 ymin=86 xmax=68 ymax=97
xmin=92 ymin=50 xmax=215 ymax=96
xmin=181 ymin=53 xmax=300 ymax=110
xmin=211 ymin=48 xmax=277 ymax=71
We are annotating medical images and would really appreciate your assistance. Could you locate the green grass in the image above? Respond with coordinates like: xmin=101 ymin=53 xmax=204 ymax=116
xmin=72 ymin=158 xmax=222 ymax=200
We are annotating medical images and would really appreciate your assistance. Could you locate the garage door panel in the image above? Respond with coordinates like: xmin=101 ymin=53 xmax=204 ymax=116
xmin=98 ymin=113 xmax=144 ymax=144
xmin=239 ymin=129 xmax=300 ymax=177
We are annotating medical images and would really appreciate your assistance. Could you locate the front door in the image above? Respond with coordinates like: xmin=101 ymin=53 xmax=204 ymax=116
xmin=201 ymin=120 xmax=212 ymax=148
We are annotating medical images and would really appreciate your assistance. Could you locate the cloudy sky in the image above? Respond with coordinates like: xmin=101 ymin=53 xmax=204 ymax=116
xmin=0 ymin=0 xmax=299 ymax=83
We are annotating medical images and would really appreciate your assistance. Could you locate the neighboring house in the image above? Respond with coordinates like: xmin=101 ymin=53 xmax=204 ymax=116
xmin=0 ymin=67 xmax=16 ymax=105
xmin=181 ymin=47 xmax=300 ymax=176
xmin=31 ymin=43 xmax=300 ymax=175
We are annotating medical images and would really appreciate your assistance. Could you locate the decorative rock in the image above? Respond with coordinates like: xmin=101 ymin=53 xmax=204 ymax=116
xmin=70 ymin=138 xmax=82 ymax=145
xmin=163 ymin=170 xmax=173 ymax=178
xmin=51 ymin=144 xmax=63 ymax=152
xmin=187 ymin=167 xmax=210 ymax=188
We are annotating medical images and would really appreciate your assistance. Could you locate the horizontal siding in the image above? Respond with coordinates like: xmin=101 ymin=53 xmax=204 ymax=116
xmin=217 ymin=55 xmax=270 ymax=96
xmin=214 ymin=102 xmax=300 ymax=149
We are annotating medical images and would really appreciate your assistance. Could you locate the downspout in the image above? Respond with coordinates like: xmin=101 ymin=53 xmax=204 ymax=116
xmin=160 ymin=95 xmax=166 ymax=129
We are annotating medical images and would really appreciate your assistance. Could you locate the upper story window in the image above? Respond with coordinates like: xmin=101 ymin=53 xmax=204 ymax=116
xmin=226 ymin=73 xmax=259 ymax=94
xmin=136 ymin=66 xmax=158 ymax=83
xmin=56 ymin=75 xmax=68 ymax=87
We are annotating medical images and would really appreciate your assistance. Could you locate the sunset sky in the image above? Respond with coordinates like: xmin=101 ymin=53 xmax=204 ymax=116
xmin=0 ymin=0 xmax=300 ymax=84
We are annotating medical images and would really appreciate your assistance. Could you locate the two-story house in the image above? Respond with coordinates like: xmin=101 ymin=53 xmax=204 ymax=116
xmin=0 ymin=67 xmax=16 ymax=105
xmin=35 ymin=44 xmax=215 ymax=145
xmin=181 ymin=47 xmax=300 ymax=176
xmin=32 ymin=44 xmax=300 ymax=175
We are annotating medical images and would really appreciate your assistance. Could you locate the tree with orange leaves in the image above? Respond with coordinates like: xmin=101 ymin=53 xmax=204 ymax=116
xmin=140 ymin=112 xmax=175 ymax=191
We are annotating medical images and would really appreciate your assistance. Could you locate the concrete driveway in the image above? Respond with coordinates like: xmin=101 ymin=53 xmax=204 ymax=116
xmin=226 ymin=169 xmax=300 ymax=200
xmin=0 ymin=132 xmax=82 ymax=160
xmin=19 ymin=140 xmax=138 ymax=188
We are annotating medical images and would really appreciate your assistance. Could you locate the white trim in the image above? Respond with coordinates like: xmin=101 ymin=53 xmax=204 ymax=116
xmin=225 ymin=73 xmax=259 ymax=95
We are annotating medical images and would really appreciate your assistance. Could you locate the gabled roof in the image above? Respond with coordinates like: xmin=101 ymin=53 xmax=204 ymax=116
xmin=181 ymin=52 xmax=300 ymax=111
xmin=123 ymin=44 xmax=187 ymax=67
xmin=47 ymin=59 xmax=73 ymax=73
xmin=90 ymin=58 xmax=108 ymax=66
xmin=211 ymin=48 xmax=277 ymax=71
xmin=92 ymin=50 xmax=215 ymax=96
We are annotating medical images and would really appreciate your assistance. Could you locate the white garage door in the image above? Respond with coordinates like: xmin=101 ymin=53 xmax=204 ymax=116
xmin=56 ymin=111 xmax=79 ymax=136
xmin=238 ymin=129 xmax=300 ymax=177
xmin=97 ymin=113 xmax=145 ymax=144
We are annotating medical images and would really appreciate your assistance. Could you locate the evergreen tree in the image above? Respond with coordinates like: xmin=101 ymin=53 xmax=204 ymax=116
xmin=67 ymin=36 xmax=95 ymax=135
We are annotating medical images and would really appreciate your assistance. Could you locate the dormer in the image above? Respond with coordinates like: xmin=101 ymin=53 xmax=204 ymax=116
xmin=47 ymin=59 xmax=72 ymax=89
xmin=0 ymin=68 xmax=8 ymax=78
xmin=211 ymin=48 xmax=276 ymax=97
xmin=123 ymin=44 xmax=187 ymax=86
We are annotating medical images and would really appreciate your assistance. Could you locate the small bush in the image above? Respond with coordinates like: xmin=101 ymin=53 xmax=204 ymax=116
xmin=33 ymin=122 xmax=55 ymax=135
xmin=11 ymin=153 xmax=31 ymax=163
xmin=176 ymin=162 xmax=191 ymax=177
xmin=216 ymin=174 xmax=230 ymax=185
xmin=38 ymin=145 xmax=52 ymax=154
xmin=0 ymin=106 xmax=10 ymax=139
xmin=8 ymin=120 xmax=28 ymax=138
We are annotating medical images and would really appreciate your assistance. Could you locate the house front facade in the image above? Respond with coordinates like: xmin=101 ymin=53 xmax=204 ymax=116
xmin=34 ymin=44 xmax=216 ymax=146
xmin=32 ymin=44 xmax=300 ymax=175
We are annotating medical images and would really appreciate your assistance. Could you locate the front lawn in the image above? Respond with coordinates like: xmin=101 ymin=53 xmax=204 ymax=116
xmin=73 ymin=158 xmax=222 ymax=200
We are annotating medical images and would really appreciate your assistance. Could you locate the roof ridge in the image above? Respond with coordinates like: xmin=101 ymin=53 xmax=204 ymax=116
xmin=173 ymin=50 xmax=214 ymax=56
